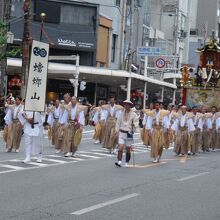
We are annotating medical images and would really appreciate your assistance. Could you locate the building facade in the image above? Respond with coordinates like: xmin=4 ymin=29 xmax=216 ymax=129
xmin=188 ymin=0 xmax=220 ymax=67
xmin=6 ymin=0 xmax=178 ymax=106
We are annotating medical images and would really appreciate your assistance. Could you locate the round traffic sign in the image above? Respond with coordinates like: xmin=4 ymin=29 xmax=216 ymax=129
xmin=155 ymin=58 xmax=166 ymax=68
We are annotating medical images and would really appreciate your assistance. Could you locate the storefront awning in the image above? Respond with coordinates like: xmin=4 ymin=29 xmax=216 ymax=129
xmin=7 ymin=58 xmax=177 ymax=89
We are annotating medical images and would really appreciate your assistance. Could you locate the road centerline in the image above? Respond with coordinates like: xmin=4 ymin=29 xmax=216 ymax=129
xmin=176 ymin=172 xmax=210 ymax=182
xmin=70 ymin=193 xmax=140 ymax=215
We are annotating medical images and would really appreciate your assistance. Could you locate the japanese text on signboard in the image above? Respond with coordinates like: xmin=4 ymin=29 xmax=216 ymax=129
xmin=24 ymin=40 xmax=49 ymax=112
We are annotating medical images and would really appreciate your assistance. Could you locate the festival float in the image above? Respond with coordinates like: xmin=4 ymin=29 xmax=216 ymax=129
xmin=181 ymin=33 xmax=220 ymax=108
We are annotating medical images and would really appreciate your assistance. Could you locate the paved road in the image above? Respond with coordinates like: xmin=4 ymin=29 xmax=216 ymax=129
xmin=0 ymin=127 xmax=220 ymax=220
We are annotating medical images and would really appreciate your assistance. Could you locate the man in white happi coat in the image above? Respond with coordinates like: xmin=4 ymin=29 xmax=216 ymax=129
xmin=198 ymin=107 xmax=212 ymax=152
xmin=115 ymin=100 xmax=139 ymax=167
xmin=60 ymin=96 xmax=85 ymax=157
xmin=4 ymin=97 xmax=23 ymax=152
xmin=210 ymin=106 xmax=218 ymax=151
xmin=48 ymin=100 xmax=63 ymax=153
xmin=215 ymin=114 xmax=220 ymax=148
xmin=189 ymin=106 xmax=202 ymax=155
xmin=164 ymin=104 xmax=176 ymax=149
xmin=101 ymin=97 xmax=123 ymax=154
xmin=172 ymin=106 xmax=195 ymax=156
xmin=140 ymin=104 xmax=154 ymax=146
xmin=146 ymin=102 xmax=169 ymax=163
xmin=92 ymin=100 xmax=106 ymax=144
xmin=18 ymin=111 xmax=44 ymax=163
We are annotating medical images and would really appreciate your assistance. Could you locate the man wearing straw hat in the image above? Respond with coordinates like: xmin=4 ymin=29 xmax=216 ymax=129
xmin=115 ymin=100 xmax=139 ymax=167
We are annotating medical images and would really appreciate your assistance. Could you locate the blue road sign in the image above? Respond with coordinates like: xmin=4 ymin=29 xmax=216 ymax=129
xmin=137 ymin=47 xmax=161 ymax=56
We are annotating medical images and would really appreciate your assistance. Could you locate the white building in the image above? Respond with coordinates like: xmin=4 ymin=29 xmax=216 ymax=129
xmin=188 ymin=0 xmax=220 ymax=67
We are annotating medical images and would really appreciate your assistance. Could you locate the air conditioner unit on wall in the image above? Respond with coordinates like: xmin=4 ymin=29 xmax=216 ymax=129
xmin=190 ymin=29 xmax=198 ymax=36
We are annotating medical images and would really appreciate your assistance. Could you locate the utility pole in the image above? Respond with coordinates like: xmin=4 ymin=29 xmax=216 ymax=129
xmin=21 ymin=0 xmax=31 ymax=98
xmin=126 ymin=0 xmax=133 ymax=100
xmin=119 ymin=0 xmax=127 ymax=70
xmin=0 ymin=0 xmax=11 ymax=96
xmin=172 ymin=0 xmax=180 ymax=105
xmin=182 ymin=0 xmax=192 ymax=64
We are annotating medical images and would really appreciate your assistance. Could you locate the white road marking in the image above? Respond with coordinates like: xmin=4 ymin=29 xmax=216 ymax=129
xmin=0 ymin=159 xmax=79 ymax=175
xmin=67 ymin=157 xmax=85 ymax=161
xmin=0 ymin=170 xmax=15 ymax=174
xmin=26 ymin=161 xmax=48 ymax=167
xmin=46 ymin=155 xmax=63 ymax=158
xmin=81 ymin=138 xmax=93 ymax=141
xmin=133 ymin=149 xmax=148 ymax=153
xmin=134 ymin=143 xmax=145 ymax=146
xmin=176 ymin=172 xmax=209 ymax=182
xmin=91 ymin=149 xmax=109 ymax=152
xmin=88 ymin=152 xmax=114 ymax=157
xmin=11 ymin=159 xmax=48 ymax=167
xmin=70 ymin=193 xmax=140 ymax=215
xmin=77 ymin=152 xmax=100 ymax=159
xmin=82 ymin=130 xmax=94 ymax=134
xmin=41 ymin=158 xmax=68 ymax=164
xmin=0 ymin=164 xmax=25 ymax=170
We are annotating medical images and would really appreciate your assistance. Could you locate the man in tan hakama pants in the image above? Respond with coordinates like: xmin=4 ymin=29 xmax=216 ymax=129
xmin=48 ymin=100 xmax=63 ymax=153
xmin=60 ymin=96 xmax=85 ymax=157
xmin=4 ymin=97 xmax=23 ymax=152
xmin=172 ymin=106 xmax=195 ymax=156
xmin=146 ymin=102 xmax=169 ymax=163
xmin=101 ymin=97 xmax=123 ymax=154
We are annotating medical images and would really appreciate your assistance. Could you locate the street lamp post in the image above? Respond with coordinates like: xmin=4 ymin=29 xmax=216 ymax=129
xmin=40 ymin=13 xmax=46 ymax=41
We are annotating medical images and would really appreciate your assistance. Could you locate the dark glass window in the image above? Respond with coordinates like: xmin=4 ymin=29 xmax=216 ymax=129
xmin=111 ymin=34 xmax=117 ymax=62
xmin=115 ymin=0 xmax=120 ymax=7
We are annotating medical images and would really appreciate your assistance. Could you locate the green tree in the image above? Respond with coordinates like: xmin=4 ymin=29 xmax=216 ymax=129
xmin=0 ymin=20 xmax=20 ymax=60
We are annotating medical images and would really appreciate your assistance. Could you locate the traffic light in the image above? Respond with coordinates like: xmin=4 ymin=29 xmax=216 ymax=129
xmin=80 ymin=81 xmax=86 ymax=91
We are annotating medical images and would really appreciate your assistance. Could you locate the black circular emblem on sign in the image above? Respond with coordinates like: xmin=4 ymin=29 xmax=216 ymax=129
xmin=33 ymin=47 xmax=47 ymax=57
xmin=33 ymin=47 xmax=41 ymax=56
xmin=39 ymin=48 xmax=47 ymax=57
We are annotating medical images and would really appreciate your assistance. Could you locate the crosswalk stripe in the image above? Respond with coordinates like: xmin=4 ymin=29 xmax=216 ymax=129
xmin=0 ymin=164 xmax=25 ymax=170
xmin=81 ymin=138 xmax=93 ymax=141
xmin=26 ymin=161 xmax=48 ymax=166
xmin=82 ymin=130 xmax=94 ymax=134
xmin=11 ymin=159 xmax=48 ymax=167
xmin=88 ymin=152 xmax=114 ymax=157
xmin=46 ymin=154 xmax=85 ymax=161
xmin=134 ymin=146 xmax=150 ymax=150
xmin=41 ymin=158 xmax=68 ymax=164
xmin=77 ymin=152 xmax=100 ymax=159
xmin=46 ymin=155 xmax=63 ymax=158
xmin=91 ymin=149 xmax=108 ymax=152
xmin=67 ymin=157 xmax=85 ymax=161
xmin=133 ymin=149 xmax=148 ymax=152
